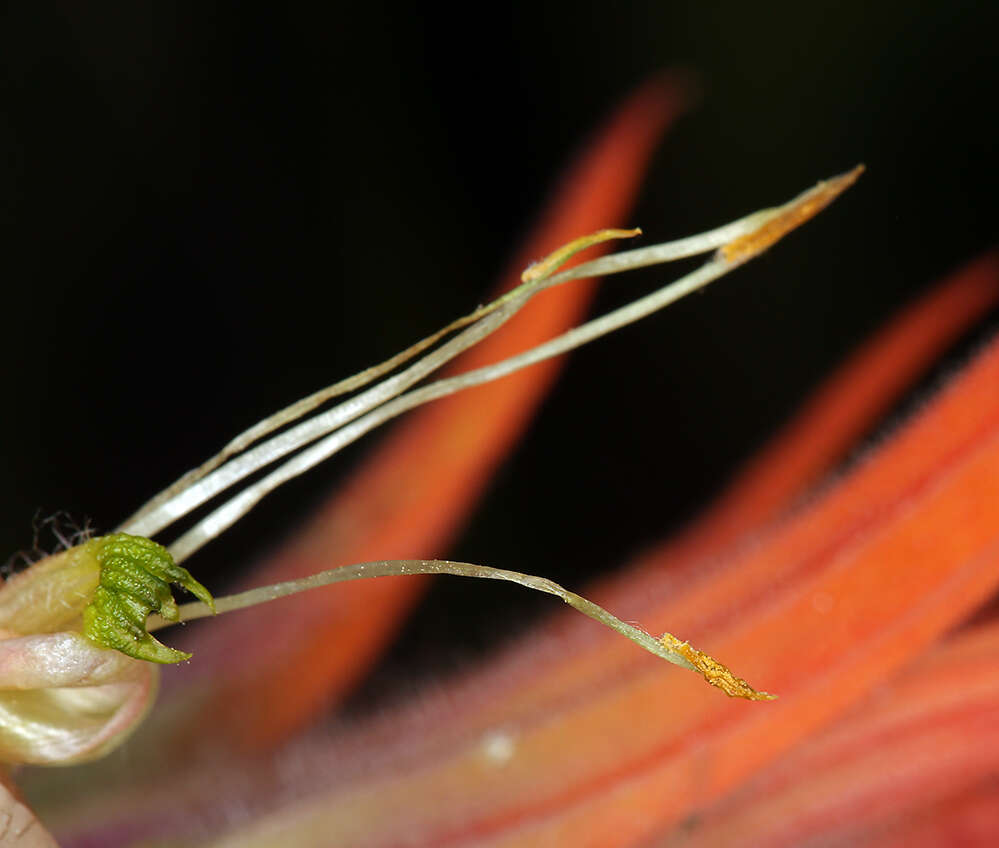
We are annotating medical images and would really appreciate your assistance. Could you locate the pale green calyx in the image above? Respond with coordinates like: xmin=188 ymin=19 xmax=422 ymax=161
xmin=81 ymin=533 xmax=215 ymax=663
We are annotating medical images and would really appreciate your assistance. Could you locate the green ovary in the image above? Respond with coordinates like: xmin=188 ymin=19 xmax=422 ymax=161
xmin=81 ymin=534 xmax=215 ymax=663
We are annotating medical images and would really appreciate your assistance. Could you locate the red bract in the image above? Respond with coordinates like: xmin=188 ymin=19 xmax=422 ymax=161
xmin=193 ymin=253 xmax=999 ymax=848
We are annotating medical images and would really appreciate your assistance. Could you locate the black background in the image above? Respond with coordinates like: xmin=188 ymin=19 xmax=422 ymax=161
xmin=2 ymin=3 xmax=998 ymax=698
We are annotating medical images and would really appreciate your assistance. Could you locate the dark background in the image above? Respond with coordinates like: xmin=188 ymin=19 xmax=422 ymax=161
xmin=2 ymin=3 xmax=998 ymax=698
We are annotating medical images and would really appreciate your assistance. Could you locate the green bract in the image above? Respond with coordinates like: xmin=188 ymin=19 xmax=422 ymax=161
xmin=81 ymin=534 xmax=215 ymax=663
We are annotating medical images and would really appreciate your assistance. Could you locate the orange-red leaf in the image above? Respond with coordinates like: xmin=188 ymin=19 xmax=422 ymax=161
xmin=199 ymin=261 xmax=999 ymax=846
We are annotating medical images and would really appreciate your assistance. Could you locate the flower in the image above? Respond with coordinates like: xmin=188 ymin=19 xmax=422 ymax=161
xmin=9 ymin=75 xmax=999 ymax=846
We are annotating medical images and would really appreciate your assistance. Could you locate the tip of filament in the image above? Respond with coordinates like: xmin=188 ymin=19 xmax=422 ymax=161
xmin=662 ymin=632 xmax=776 ymax=701
xmin=720 ymin=164 xmax=865 ymax=266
